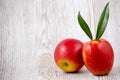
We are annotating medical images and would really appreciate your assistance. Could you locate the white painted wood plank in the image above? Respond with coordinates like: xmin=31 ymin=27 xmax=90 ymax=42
xmin=0 ymin=0 xmax=120 ymax=80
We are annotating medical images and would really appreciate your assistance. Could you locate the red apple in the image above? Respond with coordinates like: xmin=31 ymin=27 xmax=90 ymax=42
xmin=77 ymin=3 xmax=114 ymax=75
xmin=54 ymin=39 xmax=84 ymax=72
xmin=82 ymin=39 xmax=114 ymax=75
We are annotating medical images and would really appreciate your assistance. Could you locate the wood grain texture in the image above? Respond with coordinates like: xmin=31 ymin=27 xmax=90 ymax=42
xmin=0 ymin=0 xmax=120 ymax=80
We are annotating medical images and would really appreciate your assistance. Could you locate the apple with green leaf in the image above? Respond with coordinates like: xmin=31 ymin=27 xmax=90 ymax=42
xmin=78 ymin=3 xmax=114 ymax=75
xmin=54 ymin=39 xmax=84 ymax=72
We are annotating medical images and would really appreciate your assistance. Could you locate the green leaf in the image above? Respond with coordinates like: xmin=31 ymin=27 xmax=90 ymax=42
xmin=78 ymin=12 xmax=93 ymax=40
xmin=96 ymin=3 xmax=109 ymax=40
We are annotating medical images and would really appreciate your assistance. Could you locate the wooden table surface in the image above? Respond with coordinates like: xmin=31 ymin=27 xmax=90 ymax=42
xmin=0 ymin=0 xmax=120 ymax=80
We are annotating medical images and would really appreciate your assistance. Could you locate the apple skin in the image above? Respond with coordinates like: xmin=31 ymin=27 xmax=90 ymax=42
xmin=54 ymin=39 xmax=84 ymax=72
xmin=82 ymin=39 xmax=114 ymax=75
